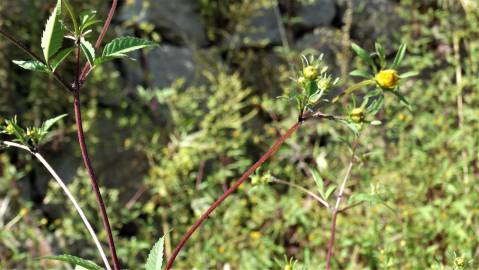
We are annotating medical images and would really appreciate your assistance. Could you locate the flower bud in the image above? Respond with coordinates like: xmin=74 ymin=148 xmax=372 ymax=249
xmin=350 ymin=107 xmax=365 ymax=123
xmin=455 ymin=257 xmax=465 ymax=267
xmin=297 ymin=76 xmax=306 ymax=85
xmin=375 ymin=69 xmax=399 ymax=89
xmin=303 ymin=66 xmax=318 ymax=80
xmin=5 ymin=123 xmax=15 ymax=135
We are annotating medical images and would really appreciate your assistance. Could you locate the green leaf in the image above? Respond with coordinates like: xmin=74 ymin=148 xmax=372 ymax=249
xmin=63 ymin=0 xmax=79 ymax=36
xmin=324 ymin=185 xmax=336 ymax=200
xmin=391 ymin=43 xmax=407 ymax=69
xmin=365 ymin=93 xmax=385 ymax=116
xmin=40 ymin=114 xmax=68 ymax=134
xmin=145 ymin=236 xmax=165 ymax=270
xmin=338 ymin=119 xmax=360 ymax=137
xmin=385 ymin=89 xmax=413 ymax=111
xmin=375 ymin=42 xmax=386 ymax=68
xmin=399 ymin=71 xmax=419 ymax=78
xmin=80 ymin=10 xmax=101 ymax=32
xmin=96 ymin=37 xmax=158 ymax=65
xmin=41 ymin=255 xmax=103 ymax=270
xmin=349 ymin=70 xmax=371 ymax=79
xmin=50 ymin=47 xmax=74 ymax=71
xmin=41 ymin=0 xmax=64 ymax=62
xmin=351 ymin=43 xmax=376 ymax=72
xmin=80 ymin=38 xmax=96 ymax=65
xmin=310 ymin=167 xmax=324 ymax=198
xmin=12 ymin=60 xmax=50 ymax=73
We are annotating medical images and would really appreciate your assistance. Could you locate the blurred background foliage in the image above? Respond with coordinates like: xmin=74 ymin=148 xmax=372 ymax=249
xmin=0 ymin=0 xmax=478 ymax=269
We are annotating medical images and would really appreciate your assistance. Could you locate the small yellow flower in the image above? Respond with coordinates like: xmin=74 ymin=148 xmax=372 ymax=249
xmin=454 ymin=257 xmax=465 ymax=267
xmin=350 ymin=107 xmax=365 ymax=123
xmin=303 ymin=66 xmax=318 ymax=80
xmin=284 ymin=265 xmax=292 ymax=270
xmin=375 ymin=69 xmax=399 ymax=89
xmin=218 ymin=246 xmax=225 ymax=254
xmin=19 ymin=208 xmax=28 ymax=216
xmin=249 ymin=231 xmax=262 ymax=241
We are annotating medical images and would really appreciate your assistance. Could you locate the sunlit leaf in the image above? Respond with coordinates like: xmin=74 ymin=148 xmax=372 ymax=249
xmin=41 ymin=0 xmax=64 ymax=62
xmin=391 ymin=43 xmax=407 ymax=69
xmin=41 ymin=255 xmax=103 ymax=270
xmin=145 ymin=236 xmax=165 ymax=270
xmin=80 ymin=38 xmax=95 ymax=65
xmin=12 ymin=60 xmax=50 ymax=73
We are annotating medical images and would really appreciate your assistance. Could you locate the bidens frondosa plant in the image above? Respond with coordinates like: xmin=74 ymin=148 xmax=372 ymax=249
xmin=0 ymin=1 xmax=163 ymax=270
xmin=165 ymin=42 xmax=416 ymax=270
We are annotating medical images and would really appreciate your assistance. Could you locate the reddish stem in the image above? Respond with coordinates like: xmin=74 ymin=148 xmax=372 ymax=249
xmin=78 ymin=0 xmax=118 ymax=85
xmin=325 ymin=211 xmax=338 ymax=270
xmin=73 ymin=92 xmax=120 ymax=270
xmin=73 ymin=2 xmax=120 ymax=268
xmin=165 ymin=121 xmax=302 ymax=270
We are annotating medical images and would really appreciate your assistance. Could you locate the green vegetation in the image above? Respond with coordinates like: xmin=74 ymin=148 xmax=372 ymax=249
xmin=0 ymin=0 xmax=478 ymax=269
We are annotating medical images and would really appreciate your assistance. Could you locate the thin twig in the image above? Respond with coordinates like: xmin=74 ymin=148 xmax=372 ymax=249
xmin=1 ymin=141 xmax=111 ymax=270
xmin=271 ymin=178 xmax=329 ymax=208
xmin=165 ymin=121 xmax=302 ymax=270
xmin=166 ymin=112 xmax=340 ymax=269
xmin=325 ymin=139 xmax=358 ymax=270
xmin=0 ymin=28 xmax=74 ymax=93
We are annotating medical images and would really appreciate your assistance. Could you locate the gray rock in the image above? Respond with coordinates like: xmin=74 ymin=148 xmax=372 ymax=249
xmin=118 ymin=0 xmax=207 ymax=46
xmin=339 ymin=0 xmax=403 ymax=53
xmin=298 ymin=0 xmax=337 ymax=28
xmin=121 ymin=45 xmax=198 ymax=89
xmin=236 ymin=8 xmax=282 ymax=47
xmin=296 ymin=27 xmax=342 ymax=75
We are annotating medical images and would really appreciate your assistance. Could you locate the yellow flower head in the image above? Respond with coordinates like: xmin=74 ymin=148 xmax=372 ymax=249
xmin=350 ymin=107 xmax=365 ymax=123
xmin=303 ymin=66 xmax=318 ymax=80
xmin=375 ymin=69 xmax=399 ymax=89
xmin=454 ymin=257 xmax=465 ymax=267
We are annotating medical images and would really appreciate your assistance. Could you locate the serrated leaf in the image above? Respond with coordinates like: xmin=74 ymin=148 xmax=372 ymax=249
xmin=102 ymin=37 xmax=158 ymax=57
xmin=96 ymin=37 xmax=158 ymax=65
xmin=41 ymin=0 xmax=64 ymax=62
xmin=350 ymin=70 xmax=371 ymax=79
xmin=80 ymin=38 xmax=95 ymax=65
xmin=145 ymin=236 xmax=165 ymax=270
xmin=12 ymin=60 xmax=50 ymax=73
xmin=80 ymin=10 xmax=101 ymax=32
xmin=391 ymin=43 xmax=407 ymax=69
xmin=63 ymin=0 xmax=79 ymax=36
xmin=41 ymin=255 xmax=103 ymax=270
xmin=310 ymin=167 xmax=324 ymax=198
xmin=41 ymin=114 xmax=68 ymax=134
xmin=351 ymin=43 xmax=376 ymax=73
xmin=50 ymin=47 xmax=74 ymax=71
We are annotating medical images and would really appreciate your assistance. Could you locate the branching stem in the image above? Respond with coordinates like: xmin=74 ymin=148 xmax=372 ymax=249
xmin=325 ymin=139 xmax=358 ymax=270
xmin=271 ymin=178 xmax=330 ymax=208
xmin=166 ymin=112 xmax=336 ymax=269
xmin=1 ymin=141 xmax=111 ymax=270
xmin=0 ymin=28 xmax=74 ymax=93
